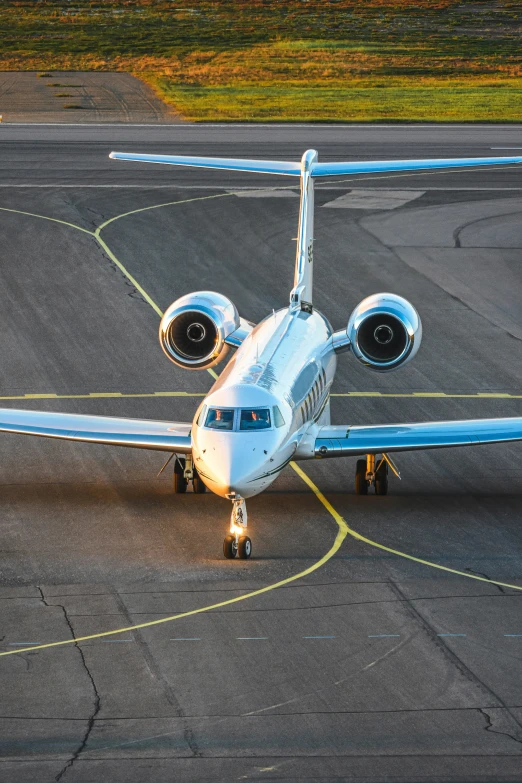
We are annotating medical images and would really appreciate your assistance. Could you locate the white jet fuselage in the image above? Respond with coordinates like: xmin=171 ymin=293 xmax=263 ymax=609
xmin=192 ymin=306 xmax=336 ymax=498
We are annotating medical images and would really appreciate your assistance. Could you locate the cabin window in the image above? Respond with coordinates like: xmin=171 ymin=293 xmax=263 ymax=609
xmin=273 ymin=406 xmax=285 ymax=428
xmin=240 ymin=408 xmax=271 ymax=431
xmin=205 ymin=408 xmax=235 ymax=430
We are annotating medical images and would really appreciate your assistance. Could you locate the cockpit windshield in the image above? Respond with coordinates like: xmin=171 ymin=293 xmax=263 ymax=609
xmin=205 ymin=408 xmax=235 ymax=430
xmin=240 ymin=408 xmax=271 ymax=431
xmin=204 ymin=407 xmax=272 ymax=431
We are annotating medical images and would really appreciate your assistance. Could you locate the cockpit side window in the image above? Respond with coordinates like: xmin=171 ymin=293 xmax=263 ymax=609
xmin=273 ymin=406 xmax=285 ymax=428
xmin=240 ymin=408 xmax=271 ymax=431
xmin=205 ymin=408 xmax=235 ymax=430
xmin=196 ymin=405 xmax=207 ymax=427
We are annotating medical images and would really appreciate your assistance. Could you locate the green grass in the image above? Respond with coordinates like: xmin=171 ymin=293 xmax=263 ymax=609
xmin=2 ymin=1 xmax=522 ymax=121
xmin=153 ymin=78 xmax=522 ymax=122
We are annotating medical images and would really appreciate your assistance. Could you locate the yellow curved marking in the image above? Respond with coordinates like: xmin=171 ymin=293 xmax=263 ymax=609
xmin=291 ymin=463 xmax=522 ymax=593
xmin=0 ymin=206 xmax=93 ymax=235
xmin=3 ymin=459 xmax=521 ymax=658
xmin=94 ymin=194 xmax=236 ymax=381
xmin=0 ymin=196 xmax=229 ymax=380
xmin=95 ymin=192 xmax=235 ymax=233
xmin=0 ymin=478 xmax=348 ymax=657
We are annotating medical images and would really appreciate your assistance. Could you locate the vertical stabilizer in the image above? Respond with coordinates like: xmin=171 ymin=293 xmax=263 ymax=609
xmin=290 ymin=149 xmax=317 ymax=312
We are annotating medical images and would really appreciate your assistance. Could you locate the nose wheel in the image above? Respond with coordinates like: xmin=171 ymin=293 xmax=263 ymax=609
xmin=223 ymin=534 xmax=252 ymax=559
xmin=224 ymin=496 xmax=251 ymax=559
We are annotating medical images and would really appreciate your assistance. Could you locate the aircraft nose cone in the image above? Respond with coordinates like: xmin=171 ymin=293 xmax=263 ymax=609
xmin=195 ymin=434 xmax=269 ymax=498
xmin=216 ymin=451 xmax=251 ymax=497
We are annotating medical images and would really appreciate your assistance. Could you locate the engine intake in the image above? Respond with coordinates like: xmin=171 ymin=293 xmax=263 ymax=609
xmin=160 ymin=291 xmax=240 ymax=370
xmin=339 ymin=293 xmax=421 ymax=371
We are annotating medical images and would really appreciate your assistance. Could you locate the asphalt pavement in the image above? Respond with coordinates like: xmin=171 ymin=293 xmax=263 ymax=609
xmin=0 ymin=72 xmax=181 ymax=124
xmin=0 ymin=124 xmax=521 ymax=782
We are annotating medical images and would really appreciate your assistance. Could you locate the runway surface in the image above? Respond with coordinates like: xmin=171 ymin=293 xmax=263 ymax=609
xmin=0 ymin=124 xmax=521 ymax=781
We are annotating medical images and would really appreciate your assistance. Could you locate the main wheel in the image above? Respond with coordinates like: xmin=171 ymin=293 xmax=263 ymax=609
xmin=192 ymin=468 xmax=207 ymax=494
xmin=237 ymin=536 xmax=252 ymax=560
xmin=223 ymin=535 xmax=236 ymax=559
xmin=355 ymin=459 xmax=368 ymax=495
xmin=173 ymin=459 xmax=187 ymax=494
xmin=375 ymin=460 xmax=388 ymax=496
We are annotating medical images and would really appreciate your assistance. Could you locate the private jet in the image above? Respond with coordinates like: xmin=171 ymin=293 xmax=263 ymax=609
xmin=2 ymin=149 xmax=522 ymax=559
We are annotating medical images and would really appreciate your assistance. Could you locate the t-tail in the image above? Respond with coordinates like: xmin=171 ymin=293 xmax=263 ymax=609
xmin=290 ymin=150 xmax=316 ymax=313
xmin=110 ymin=148 xmax=522 ymax=314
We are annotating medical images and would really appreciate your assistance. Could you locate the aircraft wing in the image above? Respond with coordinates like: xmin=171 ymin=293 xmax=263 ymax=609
xmin=0 ymin=409 xmax=192 ymax=453
xmin=314 ymin=418 xmax=522 ymax=458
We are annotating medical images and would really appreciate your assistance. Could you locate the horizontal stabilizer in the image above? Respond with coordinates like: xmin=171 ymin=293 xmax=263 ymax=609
xmin=110 ymin=152 xmax=302 ymax=177
xmin=311 ymin=156 xmax=522 ymax=177
xmin=111 ymin=151 xmax=522 ymax=179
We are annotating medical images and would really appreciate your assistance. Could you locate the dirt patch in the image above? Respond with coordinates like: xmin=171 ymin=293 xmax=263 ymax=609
xmin=0 ymin=71 xmax=184 ymax=123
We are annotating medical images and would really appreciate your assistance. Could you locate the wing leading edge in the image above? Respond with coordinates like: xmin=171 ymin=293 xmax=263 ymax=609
xmin=0 ymin=409 xmax=192 ymax=453
xmin=314 ymin=418 xmax=522 ymax=458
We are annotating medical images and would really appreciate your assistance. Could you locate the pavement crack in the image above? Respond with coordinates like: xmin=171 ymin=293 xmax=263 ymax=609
xmin=109 ymin=587 xmax=202 ymax=758
xmin=380 ymin=230 xmax=522 ymax=344
xmin=94 ymin=241 xmax=149 ymax=306
xmin=389 ymin=580 xmax=522 ymax=740
xmin=36 ymin=592 xmax=101 ymax=782
xmin=37 ymin=585 xmax=50 ymax=607
xmin=83 ymin=203 xmax=107 ymax=230
xmin=479 ymin=708 xmax=522 ymax=747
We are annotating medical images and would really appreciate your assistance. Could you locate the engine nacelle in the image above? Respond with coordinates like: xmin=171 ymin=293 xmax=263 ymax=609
xmin=336 ymin=293 xmax=422 ymax=372
xmin=159 ymin=291 xmax=240 ymax=370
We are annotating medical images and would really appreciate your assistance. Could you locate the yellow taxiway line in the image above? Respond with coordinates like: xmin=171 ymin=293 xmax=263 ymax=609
xmin=292 ymin=463 xmax=522 ymax=593
xmin=0 ymin=391 xmax=520 ymax=401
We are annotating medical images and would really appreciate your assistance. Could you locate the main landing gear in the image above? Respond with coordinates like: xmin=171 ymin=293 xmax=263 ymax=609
xmin=223 ymin=495 xmax=251 ymax=560
xmin=355 ymin=454 xmax=400 ymax=495
xmin=173 ymin=456 xmax=207 ymax=494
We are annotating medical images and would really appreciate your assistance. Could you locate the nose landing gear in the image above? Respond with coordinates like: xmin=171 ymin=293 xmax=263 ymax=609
xmin=223 ymin=495 xmax=252 ymax=559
